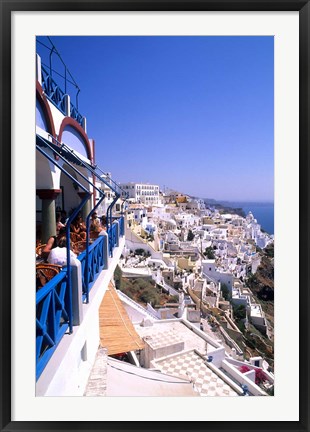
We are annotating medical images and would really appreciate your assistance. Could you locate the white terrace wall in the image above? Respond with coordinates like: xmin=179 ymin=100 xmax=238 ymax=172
xmin=125 ymin=227 xmax=162 ymax=259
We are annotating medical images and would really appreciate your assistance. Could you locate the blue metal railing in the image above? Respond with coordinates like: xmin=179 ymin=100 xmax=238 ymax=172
xmin=41 ymin=65 xmax=66 ymax=115
xmin=77 ymin=236 xmax=107 ymax=301
xmin=41 ymin=65 xmax=84 ymax=127
xmin=79 ymin=219 xmax=123 ymax=299
xmin=89 ymin=164 xmax=129 ymax=227
xmin=37 ymin=37 xmax=81 ymax=109
xmin=106 ymin=195 xmax=119 ymax=230
xmin=70 ymin=101 xmax=84 ymax=125
xmin=36 ymin=269 xmax=70 ymax=380
xmin=119 ymin=215 xmax=125 ymax=236
xmin=107 ymin=223 xmax=118 ymax=256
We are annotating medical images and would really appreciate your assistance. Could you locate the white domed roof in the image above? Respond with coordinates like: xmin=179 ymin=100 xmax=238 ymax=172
xmin=167 ymin=219 xmax=177 ymax=226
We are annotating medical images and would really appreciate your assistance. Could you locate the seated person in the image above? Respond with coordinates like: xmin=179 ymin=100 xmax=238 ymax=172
xmin=36 ymin=227 xmax=42 ymax=248
xmin=78 ymin=216 xmax=87 ymax=233
xmin=56 ymin=212 xmax=65 ymax=235
xmin=47 ymin=236 xmax=77 ymax=266
xmin=42 ymin=227 xmax=67 ymax=261
xmin=70 ymin=215 xmax=86 ymax=240
xmin=90 ymin=212 xmax=103 ymax=238
xmin=60 ymin=210 xmax=68 ymax=225
xmin=100 ymin=215 xmax=107 ymax=230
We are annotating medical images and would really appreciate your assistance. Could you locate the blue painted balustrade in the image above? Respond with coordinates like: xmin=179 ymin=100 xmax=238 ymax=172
xmin=36 ymin=268 xmax=71 ymax=380
xmin=41 ymin=65 xmax=83 ymax=127
xmin=70 ymin=102 xmax=84 ymax=125
xmin=119 ymin=215 xmax=125 ymax=236
xmin=78 ymin=236 xmax=107 ymax=301
xmin=107 ymin=223 xmax=118 ymax=257
xmin=36 ymin=216 xmax=125 ymax=379
xmin=41 ymin=65 xmax=66 ymax=115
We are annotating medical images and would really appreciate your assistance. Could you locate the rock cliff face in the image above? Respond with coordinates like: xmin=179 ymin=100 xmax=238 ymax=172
xmin=217 ymin=206 xmax=246 ymax=218
xmin=246 ymin=244 xmax=274 ymax=345
xmin=207 ymin=202 xmax=246 ymax=217
xmin=247 ymin=253 xmax=274 ymax=301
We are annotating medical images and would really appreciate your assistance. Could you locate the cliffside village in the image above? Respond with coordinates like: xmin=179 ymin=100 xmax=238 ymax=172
xmin=85 ymin=181 xmax=275 ymax=397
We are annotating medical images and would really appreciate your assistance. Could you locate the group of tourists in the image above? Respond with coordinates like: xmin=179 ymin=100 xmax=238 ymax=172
xmin=40 ymin=211 xmax=107 ymax=264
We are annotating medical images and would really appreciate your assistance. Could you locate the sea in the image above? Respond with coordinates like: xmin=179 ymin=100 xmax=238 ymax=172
xmin=228 ymin=202 xmax=274 ymax=235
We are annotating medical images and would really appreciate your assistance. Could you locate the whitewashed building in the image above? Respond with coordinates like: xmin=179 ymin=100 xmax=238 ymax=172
xmin=120 ymin=182 xmax=160 ymax=205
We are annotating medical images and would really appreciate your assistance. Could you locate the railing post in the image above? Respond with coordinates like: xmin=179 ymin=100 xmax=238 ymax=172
xmin=99 ymin=230 xmax=109 ymax=270
xmin=119 ymin=215 xmax=125 ymax=236
xmin=114 ymin=220 xmax=120 ymax=247
xmin=36 ymin=54 xmax=42 ymax=85
xmin=70 ymin=260 xmax=83 ymax=326
xmin=63 ymin=94 xmax=71 ymax=117
xmin=82 ymin=117 xmax=87 ymax=132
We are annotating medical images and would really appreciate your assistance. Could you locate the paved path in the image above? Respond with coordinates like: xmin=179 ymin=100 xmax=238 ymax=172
xmin=200 ymin=318 xmax=236 ymax=357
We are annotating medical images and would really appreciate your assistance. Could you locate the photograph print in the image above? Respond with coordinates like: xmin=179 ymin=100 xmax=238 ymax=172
xmin=35 ymin=35 xmax=274 ymax=397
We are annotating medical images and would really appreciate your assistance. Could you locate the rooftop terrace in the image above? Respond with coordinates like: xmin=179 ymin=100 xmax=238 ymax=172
xmin=154 ymin=350 xmax=238 ymax=397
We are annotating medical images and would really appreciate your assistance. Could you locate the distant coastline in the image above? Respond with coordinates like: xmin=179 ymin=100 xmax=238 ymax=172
xmin=221 ymin=201 xmax=274 ymax=235
xmin=240 ymin=203 xmax=274 ymax=235
xmin=203 ymin=198 xmax=274 ymax=235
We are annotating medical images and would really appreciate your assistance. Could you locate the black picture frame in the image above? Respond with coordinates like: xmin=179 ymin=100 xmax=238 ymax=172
xmin=1 ymin=1 xmax=309 ymax=431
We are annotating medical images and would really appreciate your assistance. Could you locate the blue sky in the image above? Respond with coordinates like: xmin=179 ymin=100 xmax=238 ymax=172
xmin=36 ymin=36 xmax=274 ymax=202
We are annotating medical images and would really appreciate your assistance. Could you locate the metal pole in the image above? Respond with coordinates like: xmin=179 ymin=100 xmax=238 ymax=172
xmin=49 ymin=46 xmax=55 ymax=79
